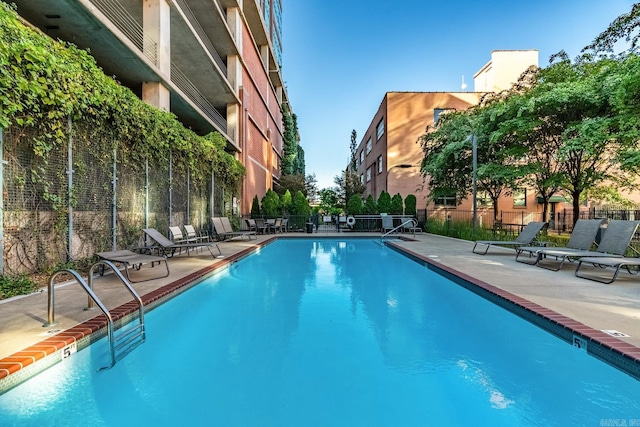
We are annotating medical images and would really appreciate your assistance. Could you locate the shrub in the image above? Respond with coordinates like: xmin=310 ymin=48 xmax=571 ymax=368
xmin=250 ymin=195 xmax=261 ymax=218
xmin=0 ymin=275 xmax=40 ymax=300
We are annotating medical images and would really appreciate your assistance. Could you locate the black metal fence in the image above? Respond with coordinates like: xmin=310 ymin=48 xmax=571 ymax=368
xmin=426 ymin=207 xmax=640 ymax=236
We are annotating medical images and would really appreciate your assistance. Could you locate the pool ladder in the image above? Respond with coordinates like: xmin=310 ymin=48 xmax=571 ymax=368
xmin=380 ymin=218 xmax=420 ymax=244
xmin=44 ymin=260 xmax=146 ymax=370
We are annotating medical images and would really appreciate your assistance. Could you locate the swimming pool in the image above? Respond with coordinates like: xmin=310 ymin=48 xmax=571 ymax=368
xmin=1 ymin=238 xmax=639 ymax=426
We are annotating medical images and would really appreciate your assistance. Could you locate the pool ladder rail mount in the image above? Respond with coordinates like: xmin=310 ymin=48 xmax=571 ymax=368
xmin=44 ymin=260 xmax=146 ymax=370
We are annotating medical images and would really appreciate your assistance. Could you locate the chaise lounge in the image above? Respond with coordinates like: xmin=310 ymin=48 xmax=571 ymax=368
xmin=472 ymin=221 xmax=548 ymax=255
xmin=519 ymin=219 xmax=639 ymax=271
xmin=142 ymin=228 xmax=223 ymax=258
xmin=95 ymin=249 xmax=169 ymax=283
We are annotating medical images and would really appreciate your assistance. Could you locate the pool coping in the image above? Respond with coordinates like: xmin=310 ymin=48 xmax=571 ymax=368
xmin=1 ymin=235 xmax=639 ymax=394
xmin=387 ymin=241 xmax=640 ymax=381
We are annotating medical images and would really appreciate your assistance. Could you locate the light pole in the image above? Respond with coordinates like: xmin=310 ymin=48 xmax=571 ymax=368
xmin=466 ymin=134 xmax=478 ymax=229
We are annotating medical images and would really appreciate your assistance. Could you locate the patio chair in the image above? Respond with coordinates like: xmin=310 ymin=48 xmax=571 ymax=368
xmin=142 ymin=228 xmax=222 ymax=258
xmin=472 ymin=221 xmax=548 ymax=255
xmin=522 ymin=219 xmax=639 ymax=271
xmin=220 ymin=217 xmax=256 ymax=240
xmin=254 ymin=218 xmax=268 ymax=234
xmin=515 ymin=219 xmax=605 ymax=266
xmin=95 ymin=249 xmax=169 ymax=283
xmin=381 ymin=214 xmax=394 ymax=234
xmin=574 ymin=255 xmax=640 ymax=284
xmin=184 ymin=224 xmax=210 ymax=244
xmin=280 ymin=218 xmax=288 ymax=232
xmin=244 ymin=218 xmax=257 ymax=233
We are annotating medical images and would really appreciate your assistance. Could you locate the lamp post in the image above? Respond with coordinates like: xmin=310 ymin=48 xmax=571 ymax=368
xmin=467 ymin=134 xmax=478 ymax=229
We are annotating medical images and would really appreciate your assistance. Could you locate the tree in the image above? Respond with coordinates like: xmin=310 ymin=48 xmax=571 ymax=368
xmin=404 ymin=194 xmax=417 ymax=217
xmin=346 ymin=195 xmax=363 ymax=215
xmin=305 ymin=173 xmax=319 ymax=204
xmin=377 ymin=191 xmax=391 ymax=213
xmin=275 ymin=174 xmax=306 ymax=197
xmin=281 ymin=104 xmax=298 ymax=176
xmin=319 ymin=188 xmax=338 ymax=213
xmin=250 ymin=195 xmax=261 ymax=218
xmin=349 ymin=129 xmax=358 ymax=171
xmin=261 ymin=189 xmax=280 ymax=217
xmin=290 ymin=190 xmax=311 ymax=217
xmin=390 ymin=193 xmax=404 ymax=214
xmin=334 ymin=168 xmax=365 ymax=209
xmin=582 ymin=3 xmax=640 ymax=60
xmin=281 ymin=190 xmax=292 ymax=215
xmin=363 ymin=194 xmax=377 ymax=214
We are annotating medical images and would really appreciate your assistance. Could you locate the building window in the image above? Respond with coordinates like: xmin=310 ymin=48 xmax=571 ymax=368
xmin=513 ymin=189 xmax=527 ymax=207
xmin=360 ymin=150 xmax=364 ymax=164
xmin=434 ymin=108 xmax=455 ymax=126
xmin=366 ymin=167 xmax=372 ymax=182
xmin=360 ymin=174 xmax=364 ymax=184
xmin=478 ymin=191 xmax=492 ymax=207
xmin=377 ymin=155 xmax=383 ymax=173
xmin=435 ymin=194 xmax=457 ymax=207
xmin=366 ymin=137 xmax=372 ymax=154
xmin=376 ymin=118 xmax=385 ymax=139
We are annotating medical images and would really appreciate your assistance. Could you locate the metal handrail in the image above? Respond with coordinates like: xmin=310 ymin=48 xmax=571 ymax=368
xmin=44 ymin=260 xmax=146 ymax=370
xmin=381 ymin=218 xmax=419 ymax=241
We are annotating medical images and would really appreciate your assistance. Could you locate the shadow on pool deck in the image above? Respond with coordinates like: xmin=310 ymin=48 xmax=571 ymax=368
xmin=1 ymin=231 xmax=640 ymax=389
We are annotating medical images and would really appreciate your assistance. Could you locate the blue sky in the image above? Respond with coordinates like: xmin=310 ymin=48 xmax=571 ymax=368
xmin=281 ymin=0 xmax=636 ymax=190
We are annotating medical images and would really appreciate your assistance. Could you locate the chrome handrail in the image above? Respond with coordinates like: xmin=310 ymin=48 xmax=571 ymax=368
xmin=381 ymin=218 xmax=419 ymax=241
xmin=44 ymin=261 xmax=146 ymax=370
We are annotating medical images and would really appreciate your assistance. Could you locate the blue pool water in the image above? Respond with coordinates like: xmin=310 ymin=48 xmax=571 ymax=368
xmin=1 ymin=239 xmax=640 ymax=426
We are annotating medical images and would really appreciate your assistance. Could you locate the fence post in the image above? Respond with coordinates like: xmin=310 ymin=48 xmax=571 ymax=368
xmin=210 ymin=167 xmax=215 ymax=219
xmin=186 ymin=166 xmax=190 ymax=223
xmin=0 ymin=128 xmax=4 ymax=275
xmin=67 ymin=116 xmax=73 ymax=262
xmin=145 ymin=158 xmax=149 ymax=230
xmin=168 ymin=150 xmax=172 ymax=226
xmin=111 ymin=148 xmax=117 ymax=250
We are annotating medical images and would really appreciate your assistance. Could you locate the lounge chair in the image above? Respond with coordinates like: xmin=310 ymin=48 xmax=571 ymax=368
xmin=184 ymin=224 xmax=210 ymax=244
xmin=142 ymin=228 xmax=222 ymax=258
xmin=212 ymin=217 xmax=256 ymax=241
xmin=95 ymin=249 xmax=169 ymax=283
xmin=521 ymin=219 xmax=639 ymax=271
xmin=515 ymin=219 xmax=605 ymax=266
xmin=472 ymin=221 xmax=548 ymax=255
xmin=221 ymin=216 xmax=256 ymax=240
xmin=574 ymin=255 xmax=640 ymax=284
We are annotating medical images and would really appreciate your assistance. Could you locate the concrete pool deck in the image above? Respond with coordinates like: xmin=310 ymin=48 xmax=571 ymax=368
xmin=1 ymin=231 xmax=639 ymax=388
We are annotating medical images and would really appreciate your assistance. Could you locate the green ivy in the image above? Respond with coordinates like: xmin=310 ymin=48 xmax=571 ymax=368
xmin=0 ymin=274 xmax=40 ymax=299
xmin=0 ymin=3 xmax=245 ymax=203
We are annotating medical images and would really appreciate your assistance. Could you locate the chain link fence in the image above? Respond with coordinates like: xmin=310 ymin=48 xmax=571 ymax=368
xmin=2 ymin=122 xmax=232 ymax=275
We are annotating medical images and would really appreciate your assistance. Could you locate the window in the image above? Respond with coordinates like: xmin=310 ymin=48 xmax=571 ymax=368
xmin=366 ymin=138 xmax=372 ymax=154
xmin=360 ymin=174 xmax=364 ymax=184
xmin=435 ymin=194 xmax=457 ymax=207
xmin=366 ymin=167 xmax=372 ymax=182
xmin=513 ymin=189 xmax=527 ymax=207
xmin=434 ymin=108 xmax=455 ymax=126
xmin=478 ymin=191 xmax=491 ymax=207
xmin=360 ymin=150 xmax=364 ymax=164
xmin=376 ymin=118 xmax=385 ymax=139
xmin=377 ymin=155 xmax=383 ymax=173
